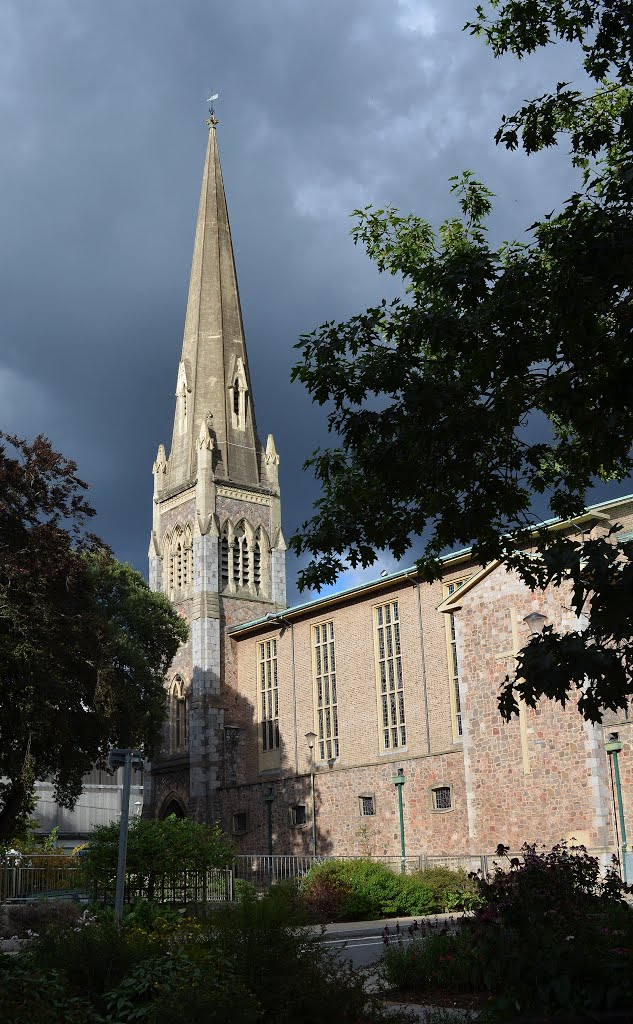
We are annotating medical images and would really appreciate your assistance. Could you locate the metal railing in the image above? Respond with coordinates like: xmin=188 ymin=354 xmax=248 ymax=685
xmin=1 ymin=855 xmax=233 ymax=905
xmin=0 ymin=855 xmax=81 ymax=902
xmin=232 ymin=852 xmax=489 ymax=888
xmin=233 ymin=847 xmax=614 ymax=888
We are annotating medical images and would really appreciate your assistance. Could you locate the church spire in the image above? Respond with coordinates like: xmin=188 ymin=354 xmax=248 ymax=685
xmin=167 ymin=119 xmax=262 ymax=488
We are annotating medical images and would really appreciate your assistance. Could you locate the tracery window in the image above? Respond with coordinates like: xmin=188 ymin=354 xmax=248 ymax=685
xmin=374 ymin=600 xmax=406 ymax=751
xmin=165 ymin=526 xmax=193 ymax=598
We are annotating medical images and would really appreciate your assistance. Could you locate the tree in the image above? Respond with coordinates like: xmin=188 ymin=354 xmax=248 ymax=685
xmin=81 ymin=815 xmax=233 ymax=899
xmin=291 ymin=1 xmax=633 ymax=723
xmin=0 ymin=433 xmax=187 ymax=841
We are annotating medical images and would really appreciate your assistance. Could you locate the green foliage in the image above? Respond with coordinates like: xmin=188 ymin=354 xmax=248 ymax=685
xmin=25 ymin=915 xmax=165 ymax=1008
xmin=101 ymin=947 xmax=261 ymax=1024
xmin=302 ymin=859 xmax=437 ymax=920
xmin=233 ymin=878 xmax=257 ymax=901
xmin=380 ymin=841 xmax=633 ymax=1017
xmin=81 ymin=815 xmax=233 ymax=900
xmin=0 ymin=956 xmax=94 ymax=1024
xmin=411 ymin=866 xmax=481 ymax=913
xmin=5 ymin=887 xmax=413 ymax=1024
xmin=0 ymin=432 xmax=188 ymax=841
xmin=291 ymin=3 xmax=633 ymax=722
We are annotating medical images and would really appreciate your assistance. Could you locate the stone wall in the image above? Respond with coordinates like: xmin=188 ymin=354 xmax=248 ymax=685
xmin=218 ymin=749 xmax=467 ymax=857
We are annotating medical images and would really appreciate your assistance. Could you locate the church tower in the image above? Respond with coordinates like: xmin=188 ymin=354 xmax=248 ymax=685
xmin=145 ymin=116 xmax=286 ymax=822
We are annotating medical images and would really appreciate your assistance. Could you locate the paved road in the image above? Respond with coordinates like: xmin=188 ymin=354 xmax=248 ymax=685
xmin=324 ymin=933 xmax=416 ymax=969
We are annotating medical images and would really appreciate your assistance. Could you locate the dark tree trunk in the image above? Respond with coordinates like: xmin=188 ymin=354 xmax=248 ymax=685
xmin=0 ymin=780 xmax=29 ymax=842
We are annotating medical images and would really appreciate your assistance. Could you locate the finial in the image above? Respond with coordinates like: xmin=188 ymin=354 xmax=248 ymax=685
xmin=206 ymin=92 xmax=219 ymax=128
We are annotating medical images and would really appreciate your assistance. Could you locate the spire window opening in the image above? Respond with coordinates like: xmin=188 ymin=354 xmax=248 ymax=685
xmin=233 ymin=379 xmax=240 ymax=417
xmin=254 ymin=543 xmax=261 ymax=590
xmin=232 ymin=538 xmax=241 ymax=585
xmin=175 ymin=542 xmax=183 ymax=590
xmin=242 ymin=537 xmax=249 ymax=586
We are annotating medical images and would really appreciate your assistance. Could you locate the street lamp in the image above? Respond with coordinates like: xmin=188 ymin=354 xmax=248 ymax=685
xmin=392 ymin=767 xmax=406 ymax=873
xmin=523 ymin=611 xmax=548 ymax=635
xmin=305 ymin=731 xmax=318 ymax=855
xmin=605 ymin=732 xmax=627 ymax=884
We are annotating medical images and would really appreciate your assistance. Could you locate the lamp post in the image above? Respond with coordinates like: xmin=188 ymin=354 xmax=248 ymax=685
xmin=305 ymin=731 xmax=318 ymax=855
xmin=108 ymin=747 xmax=143 ymax=924
xmin=392 ymin=767 xmax=406 ymax=873
xmin=606 ymin=733 xmax=628 ymax=884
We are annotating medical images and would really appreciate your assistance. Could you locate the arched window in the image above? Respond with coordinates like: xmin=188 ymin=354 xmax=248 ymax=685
xmin=170 ymin=677 xmax=188 ymax=753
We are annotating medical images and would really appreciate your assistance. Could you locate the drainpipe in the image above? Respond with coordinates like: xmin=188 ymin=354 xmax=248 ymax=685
xmin=410 ymin=577 xmax=431 ymax=754
xmin=606 ymin=734 xmax=627 ymax=884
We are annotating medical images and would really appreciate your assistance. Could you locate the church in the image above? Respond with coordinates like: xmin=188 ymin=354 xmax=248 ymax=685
xmin=144 ymin=118 xmax=633 ymax=870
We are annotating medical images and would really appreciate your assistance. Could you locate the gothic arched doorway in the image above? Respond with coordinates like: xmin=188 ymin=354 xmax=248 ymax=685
xmin=159 ymin=796 xmax=187 ymax=820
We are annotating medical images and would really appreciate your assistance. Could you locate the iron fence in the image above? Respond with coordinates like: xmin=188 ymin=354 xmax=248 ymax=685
xmin=233 ymin=847 xmax=614 ymax=888
xmin=0 ymin=855 xmax=81 ymax=902
xmin=232 ymin=852 xmax=489 ymax=888
xmin=1 ymin=855 xmax=233 ymax=905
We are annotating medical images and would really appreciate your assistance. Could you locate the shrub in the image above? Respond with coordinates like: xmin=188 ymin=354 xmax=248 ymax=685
xmin=233 ymin=878 xmax=257 ymax=901
xmin=7 ymin=886 xmax=414 ymax=1024
xmin=302 ymin=859 xmax=435 ymax=920
xmin=199 ymin=888 xmax=412 ymax=1023
xmin=0 ymin=898 xmax=82 ymax=938
xmin=411 ymin=866 xmax=480 ymax=912
xmin=81 ymin=814 xmax=233 ymax=901
xmin=25 ymin=915 xmax=165 ymax=1006
xmin=0 ymin=956 xmax=94 ymax=1024
xmin=379 ymin=841 xmax=633 ymax=1018
xmin=380 ymin=929 xmax=476 ymax=994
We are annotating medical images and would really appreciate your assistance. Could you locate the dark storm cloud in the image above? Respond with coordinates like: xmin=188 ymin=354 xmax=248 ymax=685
xmin=0 ymin=0 xmax=620 ymax=600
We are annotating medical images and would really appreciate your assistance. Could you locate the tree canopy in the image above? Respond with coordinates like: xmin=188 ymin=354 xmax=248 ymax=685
xmin=291 ymin=1 xmax=633 ymax=723
xmin=0 ymin=433 xmax=187 ymax=840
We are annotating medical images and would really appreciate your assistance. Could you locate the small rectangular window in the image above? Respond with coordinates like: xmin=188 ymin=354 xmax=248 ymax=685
xmin=232 ymin=811 xmax=249 ymax=834
xmin=359 ymin=795 xmax=375 ymax=817
xmin=289 ymin=804 xmax=307 ymax=827
xmin=431 ymin=786 xmax=452 ymax=811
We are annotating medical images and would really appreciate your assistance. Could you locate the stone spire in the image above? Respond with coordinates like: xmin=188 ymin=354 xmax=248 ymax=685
xmin=167 ymin=120 xmax=262 ymax=489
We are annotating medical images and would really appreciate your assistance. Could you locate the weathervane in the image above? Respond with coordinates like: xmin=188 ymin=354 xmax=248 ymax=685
xmin=206 ymin=92 xmax=219 ymax=127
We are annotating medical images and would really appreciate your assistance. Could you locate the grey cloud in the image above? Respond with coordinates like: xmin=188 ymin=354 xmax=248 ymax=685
xmin=0 ymin=0 xmax=623 ymax=602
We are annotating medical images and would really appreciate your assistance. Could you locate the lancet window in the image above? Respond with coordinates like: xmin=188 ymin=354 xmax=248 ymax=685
xmin=169 ymin=675 xmax=188 ymax=753
xmin=164 ymin=524 xmax=193 ymax=598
